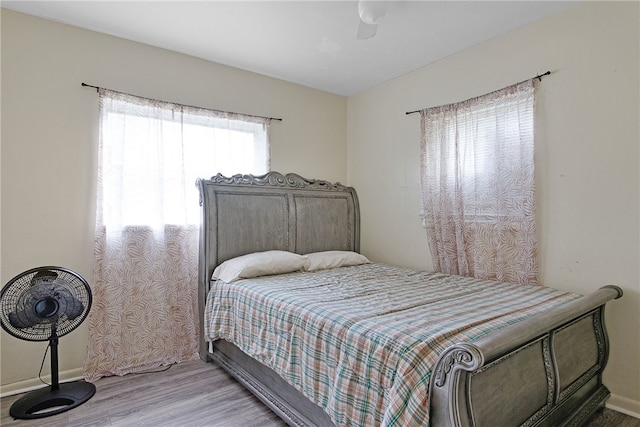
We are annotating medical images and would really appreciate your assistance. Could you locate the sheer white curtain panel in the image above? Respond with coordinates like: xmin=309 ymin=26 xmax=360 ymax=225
xmin=84 ymin=89 xmax=270 ymax=381
xmin=419 ymin=79 xmax=538 ymax=285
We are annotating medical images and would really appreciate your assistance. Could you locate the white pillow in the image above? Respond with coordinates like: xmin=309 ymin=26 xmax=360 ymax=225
xmin=212 ymin=250 xmax=306 ymax=283
xmin=303 ymin=250 xmax=371 ymax=272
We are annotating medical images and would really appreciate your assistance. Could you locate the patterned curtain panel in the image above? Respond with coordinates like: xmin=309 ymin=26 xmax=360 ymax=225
xmin=84 ymin=89 xmax=270 ymax=381
xmin=419 ymin=79 xmax=538 ymax=285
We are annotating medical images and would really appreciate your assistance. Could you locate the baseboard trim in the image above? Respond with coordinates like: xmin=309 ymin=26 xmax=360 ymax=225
xmin=607 ymin=393 xmax=640 ymax=419
xmin=0 ymin=368 xmax=84 ymax=398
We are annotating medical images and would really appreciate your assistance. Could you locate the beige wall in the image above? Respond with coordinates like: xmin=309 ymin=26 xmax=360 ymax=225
xmin=348 ymin=1 xmax=639 ymax=415
xmin=0 ymin=9 xmax=346 ymax=392
xmin=2 ymin=1 xmax=639 ymax=418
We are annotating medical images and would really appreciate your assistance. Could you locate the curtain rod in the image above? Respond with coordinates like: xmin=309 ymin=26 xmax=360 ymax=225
xmin=404 ymin=71 xmax=551 ymax=116
xmin=81 ymin=83 xmax=283 ymax=122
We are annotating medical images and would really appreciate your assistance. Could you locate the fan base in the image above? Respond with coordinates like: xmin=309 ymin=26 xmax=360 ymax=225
xmin=10 ymin=380 xmax=96 ymax=419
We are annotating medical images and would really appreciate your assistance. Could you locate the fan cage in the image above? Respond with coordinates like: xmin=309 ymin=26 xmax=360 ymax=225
xmin=0 ymin=266 xmax=92 ymax=341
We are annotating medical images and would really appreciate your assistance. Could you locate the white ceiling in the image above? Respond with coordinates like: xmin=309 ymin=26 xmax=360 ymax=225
xmin=1 ymin=1 xmax=577 ymax=96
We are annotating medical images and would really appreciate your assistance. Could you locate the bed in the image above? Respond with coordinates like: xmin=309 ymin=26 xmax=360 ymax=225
xmin=196 ymin=171 xmax=622 ymax=427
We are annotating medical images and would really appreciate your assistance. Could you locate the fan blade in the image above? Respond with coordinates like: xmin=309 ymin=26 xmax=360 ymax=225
xmin=31 ymin=270 xmax=58 ymax=285
xmin=357 ymin=19 xmax=377 ymax=39
xmin=53 ymin=284 xmax=84 ymax=320
xmin=8 ymin=310 xmax=37 ymax=329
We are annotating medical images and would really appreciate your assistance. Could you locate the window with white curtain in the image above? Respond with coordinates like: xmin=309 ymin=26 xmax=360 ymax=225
xmin=419 ymin=79 xmax=537 ymax=285
xmin=84 ymin=88 xmax=271 ymax=381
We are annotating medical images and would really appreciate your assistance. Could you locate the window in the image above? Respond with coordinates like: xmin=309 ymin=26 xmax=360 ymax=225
xmin=455 ymin=101 xmax=534 ymax=223
xmin=97 ymin=90 xmax=270 ymax=228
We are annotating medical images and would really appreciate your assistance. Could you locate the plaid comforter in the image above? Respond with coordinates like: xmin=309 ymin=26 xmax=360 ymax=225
xmin=204 ymin=264 xmax=579 ymax=426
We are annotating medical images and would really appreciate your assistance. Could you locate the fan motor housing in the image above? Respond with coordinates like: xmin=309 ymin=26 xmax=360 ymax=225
xmin=35 ymin=297 xmax=60 ymax=318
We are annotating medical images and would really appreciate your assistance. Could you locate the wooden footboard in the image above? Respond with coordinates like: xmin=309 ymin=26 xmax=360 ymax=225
xmin=429 ymin=285 xmax=623 ymax=427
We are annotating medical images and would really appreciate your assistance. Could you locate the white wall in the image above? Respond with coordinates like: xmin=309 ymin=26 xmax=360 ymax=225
xmin=0 ymin=9 xmax=346 ymax=392
xmin=347 ymin=1 xmax=639 ymax=415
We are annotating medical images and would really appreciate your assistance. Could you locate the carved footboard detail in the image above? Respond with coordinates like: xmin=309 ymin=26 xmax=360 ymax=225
xmin=430 ymin=344 xmax=484 ymax=426
xmin=434 ymin=345 xmax=485 ymax=388
xmin=429 ymin=285 xmax=622 ymax=427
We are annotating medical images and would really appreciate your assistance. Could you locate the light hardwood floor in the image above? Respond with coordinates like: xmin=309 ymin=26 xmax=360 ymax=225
xmin=2 ymin=359 xmax=638 ymax=426
xmin=1 ymin=359 xmax=286 ymax=427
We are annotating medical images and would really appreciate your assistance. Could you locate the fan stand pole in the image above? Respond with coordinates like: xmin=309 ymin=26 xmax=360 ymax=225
xmin=50 ymin=332 xmax=59 ymax=391
xmin=8 ymin=330 xmax=96 ymax=419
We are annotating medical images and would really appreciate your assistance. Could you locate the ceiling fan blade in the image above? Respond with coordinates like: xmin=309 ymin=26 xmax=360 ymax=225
xmin=357 ymin=19 xmax=377 ymax=39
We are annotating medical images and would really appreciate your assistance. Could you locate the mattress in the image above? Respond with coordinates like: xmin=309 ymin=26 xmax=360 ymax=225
xmin=204 ymin=263 xmax=579 ymax=426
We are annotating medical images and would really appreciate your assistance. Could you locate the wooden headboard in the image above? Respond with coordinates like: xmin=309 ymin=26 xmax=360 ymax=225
xmin=196 ymin=171 xmax=360 ymax=356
